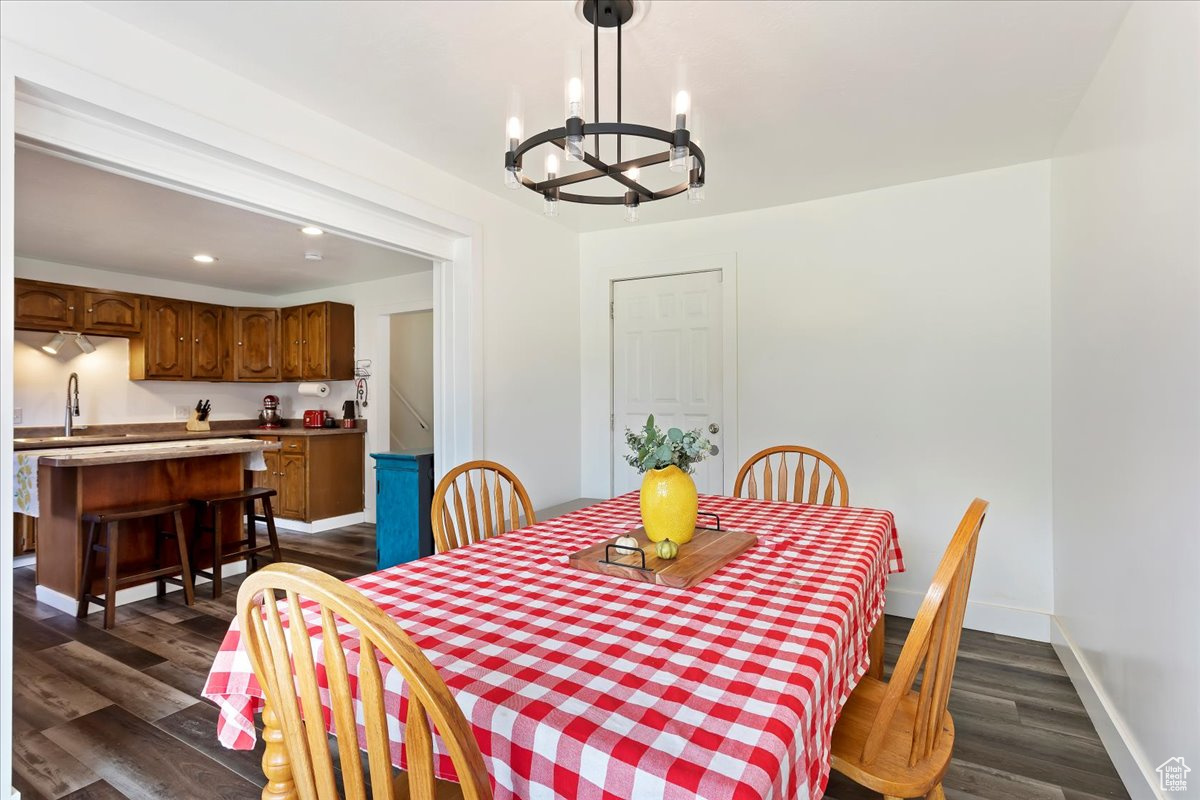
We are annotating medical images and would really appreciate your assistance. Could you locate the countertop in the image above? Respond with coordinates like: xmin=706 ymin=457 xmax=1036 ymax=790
xmin=13 ymin=421 xmax=365 ymax=450
xmin=23 ymin=438 xmax=281 ymax=467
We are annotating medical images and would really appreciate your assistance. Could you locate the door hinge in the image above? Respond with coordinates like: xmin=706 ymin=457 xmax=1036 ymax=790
xmin=609 ymin=300 xmax=614 ymax=320
xmin=610 ymin=413 xmax=615 ymax=430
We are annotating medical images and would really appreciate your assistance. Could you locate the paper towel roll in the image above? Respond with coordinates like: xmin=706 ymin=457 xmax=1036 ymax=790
xmin=297 ymin=382 xmax=331 ymax=398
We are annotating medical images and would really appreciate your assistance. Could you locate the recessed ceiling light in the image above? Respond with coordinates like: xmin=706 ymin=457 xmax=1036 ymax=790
xmin=193 ymin=254 xmax=217 ymax=264
xmin=301 ymin=225 xmax=324 ymax=236
xmin=304 ymin=251 xmax=324 ymax=262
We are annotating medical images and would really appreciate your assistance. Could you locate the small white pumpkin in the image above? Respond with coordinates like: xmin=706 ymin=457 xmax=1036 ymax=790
xmin=613 ymin=535 xmax=639 ymax=550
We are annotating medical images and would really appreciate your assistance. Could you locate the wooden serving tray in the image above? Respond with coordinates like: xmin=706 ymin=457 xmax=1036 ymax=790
xmin=567 ymin=526 xmax=757 ymax=589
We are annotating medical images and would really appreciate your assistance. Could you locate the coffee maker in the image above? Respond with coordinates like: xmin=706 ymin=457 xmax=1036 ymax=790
xmin=258 ymin=394 xmax=282 ymax=429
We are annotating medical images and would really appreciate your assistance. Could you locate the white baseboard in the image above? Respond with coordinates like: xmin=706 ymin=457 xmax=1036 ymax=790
xmin=34 ymin=561 xmax=248 ymax=616
xmin=1051 ymin=617 xmax=1161 ymax=800
xmin=885 ymin=587 xmax=1052 ymax=642
xmin=273 ymin=512 xmax=366 ymax=534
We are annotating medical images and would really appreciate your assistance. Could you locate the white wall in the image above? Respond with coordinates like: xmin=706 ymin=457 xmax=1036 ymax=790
xmin=388 ymin=311 xmax=434 ymax=451
xmin=581 ymin=161 xmax=1053 ymax=639
xmin=1050 ymin=2 xmax=1200 ymax=795
xmin=1 ymin=1 xmax=583 ymax=511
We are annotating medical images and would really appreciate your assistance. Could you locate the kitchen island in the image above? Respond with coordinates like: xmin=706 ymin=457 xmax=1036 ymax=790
xmin=18 ymin=438 xmax=280 ymax=613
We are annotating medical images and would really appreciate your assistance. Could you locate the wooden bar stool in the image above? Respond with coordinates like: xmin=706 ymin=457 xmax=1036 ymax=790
xmin=189 ymin=486 xmax=282 ymax=598
xmin=77 ymin=501 xmax=195 ymax=630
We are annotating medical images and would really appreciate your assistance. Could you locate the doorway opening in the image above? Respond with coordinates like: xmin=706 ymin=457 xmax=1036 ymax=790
xmin=387 ymin=310 xmax=435 ymax=453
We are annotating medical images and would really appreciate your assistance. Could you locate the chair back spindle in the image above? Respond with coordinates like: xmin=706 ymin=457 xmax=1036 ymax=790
xmin=431 ymin=461 xmax=536 ymax=553
xmin=861 ymin=498 xmax=987 ymax=768
xmin=238 ymin=563 xmax=493 ymax=800
xmin=734 ymin=446 xmax=849 ymax=506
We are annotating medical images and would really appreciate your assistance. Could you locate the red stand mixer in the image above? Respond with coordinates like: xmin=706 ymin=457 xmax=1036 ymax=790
xmin=258 ymin=394 xmax=282 ymax=429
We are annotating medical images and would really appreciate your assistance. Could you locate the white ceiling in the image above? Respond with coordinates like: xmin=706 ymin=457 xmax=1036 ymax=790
xmin=90 ymin=0 xmax=1129 ymax=232
xmin=14 ymin=147 xmax=432 ymax=294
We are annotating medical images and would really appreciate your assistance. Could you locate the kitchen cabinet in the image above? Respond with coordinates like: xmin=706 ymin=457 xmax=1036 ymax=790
xmin=80 ymin=290 xmax=142 ymax=335
xmin=191 ymin=303 xmax=231 ymax=380
xmin=252 ymin=434 xmax=364 ymax=522
xmin=234 ymin=307 xmax=281 ymax=381
xmin=279 ymin=453 xmax=307 ymax=518
xmin=257 ymin=449 xmax=282 ymax=497
xmin=282 ymin=302 xmax=355 ymax=381
xmin=14 ymin=280 xmax=79 ymax=331
xmin=15 ymin=278 xmax=353 ymax=384
xmin=131 ymin=297 xmax=191 ymax=379
xmin=281 ymin=306 xmax=303 ymax=380
xmin=13 ymin=513 xmax=36 ymax=556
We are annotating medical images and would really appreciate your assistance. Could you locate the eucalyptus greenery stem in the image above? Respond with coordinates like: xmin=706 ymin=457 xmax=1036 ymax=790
xmin=623 ymin=414 xmax=718 ymax=474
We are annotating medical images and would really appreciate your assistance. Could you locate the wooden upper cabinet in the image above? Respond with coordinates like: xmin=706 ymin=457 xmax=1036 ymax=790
xmin=191 ymin=303 xmax=231 ymax=380
xmin=131 ymin=298 xmax=191 ymax=380
xmin=15 ymin=278 xmax=353 ymax=384
xmin=14 ymin=280 xmax=79 ymax=331
xmin=281 ymin=306 xmax=304 ymax=381
xmin=234 ymin=307 xmax=281 ymax=381
xmin=81 ymin=290 xmax=142 ymax=335
xmin=295 ymin=301 xmax=355 ymax=380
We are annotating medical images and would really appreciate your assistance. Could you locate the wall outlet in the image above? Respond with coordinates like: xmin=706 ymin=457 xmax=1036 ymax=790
xmin=13 ymin=407 xmax=22 ymax=424
xmin=174 ymin=405 xmax=191 ymax=420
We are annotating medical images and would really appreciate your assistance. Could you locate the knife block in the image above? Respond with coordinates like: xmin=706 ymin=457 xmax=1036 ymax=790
xmin=185 ymin=410 xmax=211 ymax=432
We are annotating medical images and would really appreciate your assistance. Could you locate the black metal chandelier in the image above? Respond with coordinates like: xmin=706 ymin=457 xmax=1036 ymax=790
xmin=503 ymin=0 xmax=706 ymax=222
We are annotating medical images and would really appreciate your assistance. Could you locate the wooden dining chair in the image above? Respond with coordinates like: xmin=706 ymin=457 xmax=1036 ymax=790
xmin=733 ymin=445 xmax=850 ymax=506
xmin=829 ymin=498 xmax=989 ymax=800
xmin=430 ymin=460 xmax=536 ymax=554
xmin=237 ymin=563 xmax=493 ymax=800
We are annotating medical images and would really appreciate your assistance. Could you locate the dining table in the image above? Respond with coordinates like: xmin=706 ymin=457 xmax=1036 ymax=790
xmin=204 ymin=491 xmax=904 ymax=800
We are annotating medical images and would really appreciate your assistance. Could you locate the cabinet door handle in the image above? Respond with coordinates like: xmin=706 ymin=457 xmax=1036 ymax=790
xmin=237 ymin=341 xmax=244 ymax=346
xmin=179 ymin=337 xmax=184 ymax=342
xmin=87 ymin=308 xmax=94 ymax=313
xmin=194 ymin=338 xmax=200 ymax=343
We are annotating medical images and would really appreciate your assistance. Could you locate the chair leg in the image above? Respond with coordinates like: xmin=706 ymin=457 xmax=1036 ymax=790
xmin=103 ymin=522 xmax=119 ymax=630
xmin=244 ymin=498 xmax=258 ymax=572
xmin=154 ymin=516 xmax=167 ymax=600
xmin=210 ymin=504 xmax=224 ymax=599
xmin=926 ymin=784 xmax=946 ymax=800
xmin=261 ymin=495 xmax=282 ymax=565
xmin=173 ymin=510 xmax=196 ymax=606
xmin=77 ymin=520 xmax=99 ymax=619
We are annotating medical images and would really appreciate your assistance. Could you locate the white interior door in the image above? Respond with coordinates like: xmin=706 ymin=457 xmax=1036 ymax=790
xmin=611 ymin=271 xmax=724 ymax=495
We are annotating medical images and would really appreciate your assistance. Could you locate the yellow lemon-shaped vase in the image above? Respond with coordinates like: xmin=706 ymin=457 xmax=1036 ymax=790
xmin=640 ymin=465 xmax=698 ymax=544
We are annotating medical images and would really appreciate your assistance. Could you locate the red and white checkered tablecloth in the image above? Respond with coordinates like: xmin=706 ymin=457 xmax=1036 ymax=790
xmin=203 ymin=492 xmax=903 ymax=800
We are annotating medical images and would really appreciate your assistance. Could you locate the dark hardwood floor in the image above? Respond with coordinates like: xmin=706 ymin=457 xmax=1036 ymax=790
xmin=9 ymin=522 xmax=1129 ymax=800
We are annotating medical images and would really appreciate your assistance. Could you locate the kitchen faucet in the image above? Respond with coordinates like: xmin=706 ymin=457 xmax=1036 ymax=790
xmin=65 ymin=372 xmax=80 ymax=436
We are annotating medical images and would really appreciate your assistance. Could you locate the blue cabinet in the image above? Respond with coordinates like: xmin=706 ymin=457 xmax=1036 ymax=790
xmin=370 ymin=450 xmax=434 ymax=569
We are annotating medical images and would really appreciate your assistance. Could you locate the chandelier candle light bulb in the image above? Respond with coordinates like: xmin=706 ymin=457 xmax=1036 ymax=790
xmin=543 ymin=152 xmax=560 ymax=217
xmin=565 ymin=49 xmax=585 ymax=161
xmin=505 ymin=88 xmax=525 ymax=189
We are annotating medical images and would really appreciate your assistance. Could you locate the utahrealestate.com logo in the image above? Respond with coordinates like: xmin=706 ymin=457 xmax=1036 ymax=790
xmin=1158 ymin=757 xmax=1191 ymax=792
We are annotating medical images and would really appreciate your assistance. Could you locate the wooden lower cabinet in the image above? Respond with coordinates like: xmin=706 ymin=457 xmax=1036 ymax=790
xmin=13 ymin=513 xmax=36 ymax=555
xmin=253 ymin=434 xmax=364 ymax=522
xmin=279 ymin=453 xmax=307 ymax=518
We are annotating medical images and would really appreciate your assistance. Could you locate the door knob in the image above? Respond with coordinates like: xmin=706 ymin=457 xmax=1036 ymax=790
xmin=708 ymin=423 xmax=720 ymax=434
